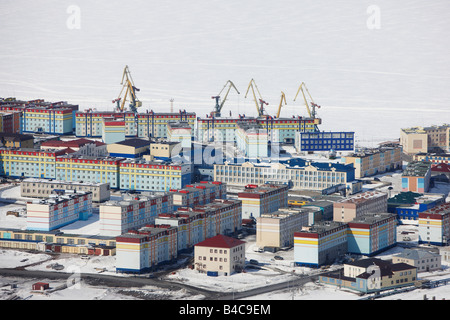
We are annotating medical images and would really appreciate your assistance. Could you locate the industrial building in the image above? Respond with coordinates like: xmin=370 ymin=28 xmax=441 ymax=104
xmin=26 ymin=190 xmax=93 ymax=231
xmin=194 ymin=234 xmax=246 ymax=276
xmin=401 ymin=161 xmax=432 ymax=193
xmin=392 ymin=249 xmax=441 ymax=273
xmin=20 ymin=178 xmax=111 ymax=202
xmin=418 ymin=202 xmax=450 ymax=246
xmin=340 ymin=146 xmax=402 ymax=179
xmin=107 ymin=138 xmax=150 ymax=158
xmin=347 ymin=213 xmax=397 ymax=256
xmin=99 ymin=192 xmax=173 ymax=236
xmin=238 ymin=183 xmax=289 ymax=220
xmin=40 ymin=138 xmax=107 ymax=157
xmin=333 ymin=190 xmax=388 ymax=223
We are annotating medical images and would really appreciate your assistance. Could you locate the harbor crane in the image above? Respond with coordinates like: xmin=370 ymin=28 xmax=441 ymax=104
xmin=245 ymin=79 xmax=268 ymax=118
xmin=210 ymin=80 xmax=240 ymax=118
xmin=113 ymin=65 xmax=142 ymax=113
xmin=293 ymin=82 xmax=320 ymax=119
xmin=276 ymin=91 xmax=287 ymax=118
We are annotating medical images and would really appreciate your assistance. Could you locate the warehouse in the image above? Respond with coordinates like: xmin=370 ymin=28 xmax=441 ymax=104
xmin=107 ymin=138 xmax=150 ymax=158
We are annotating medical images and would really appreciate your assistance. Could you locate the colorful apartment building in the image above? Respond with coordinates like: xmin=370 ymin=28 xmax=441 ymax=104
xmin=418 ymin=202 xmax=450 ymax=246
xmin=102 ymin=118 xmax=126 ymax=144
xmin=401 ymin=161 xmax=432 ymax=193
xmin=0 ymin=148 xmax=74 ymax=179
xmin=401 ymin=124 xmax=450 ymax=154
xmin=107 ymin=138 xmax=150 ymax=158
xmin=238 ymin=183 xmax=289 ymax=220
xmin=294 ymin=221 xmax=348 ymax=268
xmin=333 ymin=191 xmax=388 ymax=223
xmin=340 ymin=146 xmax=402 ymax=179
xmin=167 ymin=121 xmax=192 ymax=149
xmin=155 ymin=199 xmax=242 ymax=251
xmin=115 ymin=225 xmax=178 ymax=273
xmin=21 ymin=178 xmax=111 ymax=203
xmin=413 ymin=152 xmax=450 ymax=165
xmin=0 ymin=111 xmax=21 ymax=134
xmin=194 ymin=234 xmax=246 ymax=276
xmin=26 ymin=191 xmax=93 ymax=231
xmin=235 ymin=122 xmax=268 ymax=158
xmin=347 ymin=213 xmax=397 ymax=256
xmin=0 ymin=132 xmax=34 ymax=148
xmin=55 ymin=155 xmax=124 ymax=189
xmin=0 ymin=228 xmax=116 ymax=255
xmin=170 ymin=181 xmax=227 ymax=210
xmin=319 ymin=258 xmax=417 ymax=293
xmin=214 ymin=158 xmax=355 ymax=191
xmin=75 ymin=110 xmax=195 ymax=139
xmin=119 ymin=158 xmax=192 ymax=192
xmin=256 ymin=207 xmax=311 ymax=251
xmin=296 ymin=131 xmax=355 ymax=152
xmin=196 ymin=116 xmax=321 ymax=144
xmin=99 ymin=193 xmax=173 ymax=236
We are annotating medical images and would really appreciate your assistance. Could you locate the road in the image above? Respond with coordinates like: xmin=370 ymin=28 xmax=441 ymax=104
xmin=0 ymin=267 xmax=322 ymax=300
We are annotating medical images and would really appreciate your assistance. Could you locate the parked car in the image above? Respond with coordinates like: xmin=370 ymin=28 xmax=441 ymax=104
xmin=249 ymin=259 xmax=259 ymax=265
xmin=274 ymin=256 xmax=284 ymax=260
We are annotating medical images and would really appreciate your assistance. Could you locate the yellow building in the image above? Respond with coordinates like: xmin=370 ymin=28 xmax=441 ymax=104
xmin=401 ymin=124 xmax=450 ymax=154
xmin=194 ymin=234 xmax=246 ymax=276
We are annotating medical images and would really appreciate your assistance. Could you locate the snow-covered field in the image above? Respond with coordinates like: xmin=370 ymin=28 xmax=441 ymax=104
xmin=1 ymin=0 xmax=450 ymax=146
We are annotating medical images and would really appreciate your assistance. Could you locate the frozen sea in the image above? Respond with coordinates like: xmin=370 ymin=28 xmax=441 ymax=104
xmin=0 ymin=0 xmax=449 ymax=146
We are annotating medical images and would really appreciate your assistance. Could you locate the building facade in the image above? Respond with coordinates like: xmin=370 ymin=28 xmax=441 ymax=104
xmin=319 ymin=258 xmax=417 ymax=293
xmin=296 ymin=131 xmax=355 ymax=152
xmin=21 ymin=178 xmax=111 ymax=203
xmin=214 ymin=159 xmax=355 ymax=191
xmin=235 ymin=122 xmax=268 ymax=158
xmin=26 ymin=191 xmax=93 ymax=231
xmin=170 ymin=181 xmax=226 ymax=210
xmin=115 ymin=225 xmax=178 ymax=273
xmin=340 ymin=146 xmax=402 ymax=179
xmin=392 ymin=249 xmax=441 ymax=273
xmin=194 ymin=234 xmax=246 ymax=276
xmin=401 ymin=124 xmax=450 ymax=154
xmin=99 ymin=193 xmax=173 ymax=236
xmin=347 ymin=213 xmax=397 ymax=256
xmin=238 ymin=183 xmax=289 ymax=220
xmin=418 ymin=202 xmax=450 ymax=246
xmin=256 ymin=208 xmax=310 ymax=250
xmin=294 ymin=221 xmax=348 ymax=268
xmin=401 ymin=161 xmax=432 ymax=193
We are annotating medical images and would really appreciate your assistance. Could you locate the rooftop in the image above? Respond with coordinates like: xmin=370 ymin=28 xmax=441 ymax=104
xmin=195 ymin=234 xmax=245 ymax=249
xmin=402 ymin=161 xmax=432 ymax=177
xmin=111 ymin=138 xmax=150 ymax=148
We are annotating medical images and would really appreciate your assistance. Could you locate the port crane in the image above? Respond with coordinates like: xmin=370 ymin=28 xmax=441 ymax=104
xmin=210 ymin=80 xmax=240 ymax=118
xmin=245 ymin=79 xmax=268 ymax=118
xmin=293 ymin=82 xmax=320 ymax=119
xmin=276 ymin=91 xmax=287 ymax=118
xmin=113 ymin=65 xmax=142 ymax=113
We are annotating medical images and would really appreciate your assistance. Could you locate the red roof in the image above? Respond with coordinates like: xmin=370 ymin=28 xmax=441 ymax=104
xmin=432 ymin=163 xmax=450 ymax=173
xmin=41 ymin=138 xmax=99 ymax=148
xmin=195 ymin=234 xmax=245 ymax=249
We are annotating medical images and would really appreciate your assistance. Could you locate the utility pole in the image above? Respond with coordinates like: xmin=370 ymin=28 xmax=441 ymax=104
xmin=170 ymin=98 xmax=174 ymax=113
